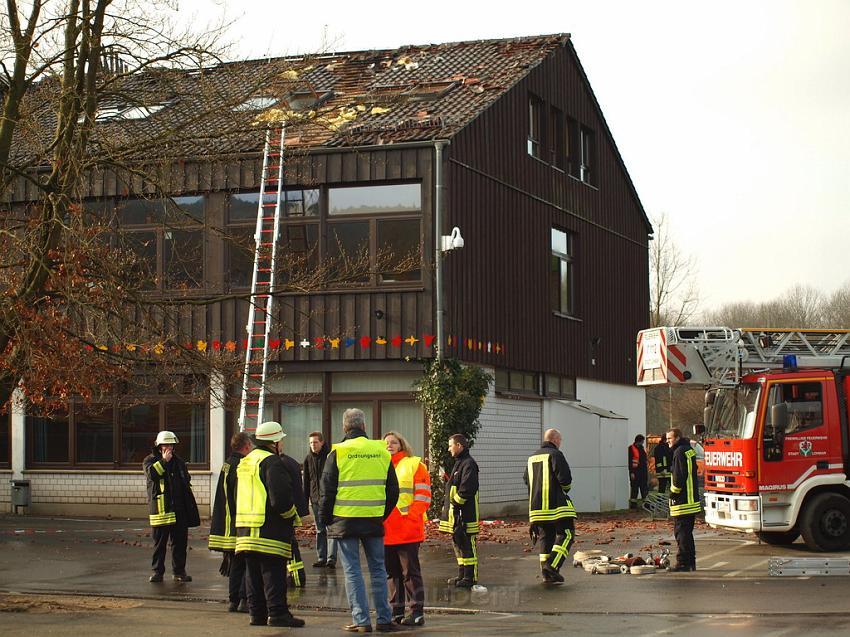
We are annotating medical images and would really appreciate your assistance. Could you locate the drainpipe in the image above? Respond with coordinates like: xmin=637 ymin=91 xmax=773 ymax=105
xmin=434 ymin=140 xmax=449 ymax=360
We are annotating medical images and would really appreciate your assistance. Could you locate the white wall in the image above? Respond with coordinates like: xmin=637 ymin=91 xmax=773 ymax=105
xmin=577 ymin=378 xmax=646 ymax=443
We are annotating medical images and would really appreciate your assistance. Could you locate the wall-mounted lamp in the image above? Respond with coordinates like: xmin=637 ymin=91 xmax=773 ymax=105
xmin=440 ymin=226 xmax=465 ymax=252
xmin=374 ymin=309 xmax=385 ymax=320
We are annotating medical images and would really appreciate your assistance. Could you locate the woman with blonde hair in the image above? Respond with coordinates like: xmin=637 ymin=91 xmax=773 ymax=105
xmin=382 ymin=431 xmax=431 ymax=627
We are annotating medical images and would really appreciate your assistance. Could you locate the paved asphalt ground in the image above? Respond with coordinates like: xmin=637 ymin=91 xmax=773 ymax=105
xmin=2 ymin=514 xmax=850 ymax=635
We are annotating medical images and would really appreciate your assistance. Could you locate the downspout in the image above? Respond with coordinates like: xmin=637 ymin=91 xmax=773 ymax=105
xmin=434 ymin=140 xmax=449 ymax=360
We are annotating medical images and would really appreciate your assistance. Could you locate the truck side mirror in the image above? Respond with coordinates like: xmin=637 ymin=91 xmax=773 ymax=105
xmin=771 ymin=403 xmax=788 ymax=444
xmin=694 ymin=423 xmax=706 ymax=438
xmin=703 ymin=406 xmax=712 ymax=431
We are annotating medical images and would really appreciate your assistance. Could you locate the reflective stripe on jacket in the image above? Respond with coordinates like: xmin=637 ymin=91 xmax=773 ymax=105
xmin=384 ymin=451 xmax=431 ymax=545
xmin=144 ymin=454 xmax=178 ymax=527
xmin=670 ymin=438 xmax=702 ymax=516
xmin=524 ymin=442 xmax=577 ymax=523
xmin=332 ymin=437 xmax=392 ymax=519
xmin=235 ymin=447 xmax=297 ymax=558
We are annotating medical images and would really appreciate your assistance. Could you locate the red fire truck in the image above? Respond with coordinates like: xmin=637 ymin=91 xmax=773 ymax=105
xmin=637 ymin=326 xmax=850 ymax=551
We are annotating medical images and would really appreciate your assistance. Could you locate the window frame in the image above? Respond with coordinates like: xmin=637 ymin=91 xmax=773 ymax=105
xmin=550 ymin=227 xmax=576 ymax=317
xmin=0 ymin=411 xmax=10 ymax=468
xmin=527 ymin=93 xmax=544 ymax=159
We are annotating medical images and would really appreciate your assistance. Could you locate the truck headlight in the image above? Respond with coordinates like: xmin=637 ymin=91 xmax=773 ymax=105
xmin=734 ymin=500 xmax=758 ymax=512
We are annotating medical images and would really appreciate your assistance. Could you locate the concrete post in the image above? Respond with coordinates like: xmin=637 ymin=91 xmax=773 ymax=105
xmin=11 ymin=388 xmax=25 ymax=480
xmin=209 ymin=373 xmax=226 ymax=518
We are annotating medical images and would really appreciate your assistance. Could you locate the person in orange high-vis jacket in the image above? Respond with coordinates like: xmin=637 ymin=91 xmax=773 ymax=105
xmin=383 ymin=431 xmax=431 ymax=627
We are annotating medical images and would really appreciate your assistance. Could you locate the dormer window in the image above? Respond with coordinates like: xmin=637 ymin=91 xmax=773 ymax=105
xmin=233 ymin=96 xmax=278 ymax=112
xmin=93 ymin=103 xmax=166 ymax=122
xmin=284 ymin=90 xmax=333 ymax=111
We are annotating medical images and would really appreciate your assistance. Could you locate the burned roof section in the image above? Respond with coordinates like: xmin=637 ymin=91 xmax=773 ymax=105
xmin=10 ymin=34 xmax=570 ymax=165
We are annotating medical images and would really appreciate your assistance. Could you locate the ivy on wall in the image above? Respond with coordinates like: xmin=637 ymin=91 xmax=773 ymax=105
xmin=415 ymin=358 xmax=492 ymax=518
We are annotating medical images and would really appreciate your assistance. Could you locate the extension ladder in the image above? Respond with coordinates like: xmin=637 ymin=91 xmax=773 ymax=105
xmin=238 ymin=126 xmax=286 ymax=433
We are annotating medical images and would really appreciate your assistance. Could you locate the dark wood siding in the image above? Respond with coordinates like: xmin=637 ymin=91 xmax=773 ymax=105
xmin=8 ymin=147 xmax=436 ymax=363
xmin=445 ymin=44 xmax=650 ymax=386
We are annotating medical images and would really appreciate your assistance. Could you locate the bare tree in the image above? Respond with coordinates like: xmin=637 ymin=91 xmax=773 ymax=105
xmin=704 ymin=284 xmax=825 ymax=328
xmin=649 ymin=212 xmax=699 ymax=327
xmin=822 ymin=281 xmax=850 ymax=328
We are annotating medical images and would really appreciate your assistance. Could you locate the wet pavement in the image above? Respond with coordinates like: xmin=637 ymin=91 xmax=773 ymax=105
xmin=3 ymin=514 xmax=850 ymax=635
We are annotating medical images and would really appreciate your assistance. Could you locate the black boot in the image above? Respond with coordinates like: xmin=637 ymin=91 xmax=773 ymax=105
xmin=456 ymin=565 xmax=476 ymax=588
xmin=447 ymin=565 xmax=465 ymax=585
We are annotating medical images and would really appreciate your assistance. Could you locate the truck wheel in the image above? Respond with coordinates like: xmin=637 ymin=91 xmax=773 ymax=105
xmin=756 ymin=529 xmax=800 ymax=545
xmin=800 ymin=493 xmax=850 ymax=552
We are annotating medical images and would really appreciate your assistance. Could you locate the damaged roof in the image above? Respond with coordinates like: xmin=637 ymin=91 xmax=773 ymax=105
xmin=11 ymin=34 xmax=571 ymax=164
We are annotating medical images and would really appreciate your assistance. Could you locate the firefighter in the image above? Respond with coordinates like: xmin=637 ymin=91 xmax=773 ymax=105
xmin=383 ymin=431 xmax=431 ymax=626
xmin=209 ymin=431 xmax=252 ymax=611
xmin=524 ymin=428 xmax=576 ymax=584
xmin=628 ymin=434 xmax=649 ymax=509
xmin=439 ymin=433 xmax=480 ymax=588
xmin=143 ymin=430 xmax=200 ymax=583
xmin=653 ymin=436 xmax=672 ymax=493
xmin=235 ymin=421 xmax=305 ymax=628
xmin=278 ymin=433 xmax=309 ymax=588
xmin=666 ymin=427 xmax=702 ymax=571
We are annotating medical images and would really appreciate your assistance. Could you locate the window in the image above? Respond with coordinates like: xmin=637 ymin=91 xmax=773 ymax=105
xmin=767 ymin=382 xmax=824 ymax=436
xmin=567 ymin=118 xmax=595 ymax=185
xmin=327 ymin=184 xmax=422 ymax=287
xmin=233 ymin=96 xmax=278 ymax=112
xmin=550 ymin=228 xmax=575 ymax=316
xmin=528 ymin=94 xmax=543 ymax=158
xmin=0 ymin=412 xmax=9 ymax=466
xmin=226 ymin=189 xmax=319 ymax=290
xmin=115 ymin=196 xmax=206 ymax=291
xmin=495 ymin=368 xmax=540 ymax=396
xmin=26 ymin=378 xmax=209 ymax=468
xmin=280 ymin=403 xmax=322 ymax=463
xmin=545 ymin=375 xmax=576 ymax=399
xmin=551 ymin=106 xmax=565 ymax=170
xmin=381 ymin=402 xmax=425 ymax=457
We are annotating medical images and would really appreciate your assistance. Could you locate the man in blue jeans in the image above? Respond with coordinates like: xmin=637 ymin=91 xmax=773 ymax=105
xmin=320 ymin=408 xmax=399 ymax=633
xmin=303 ymin=431 xmax=337 ymax=568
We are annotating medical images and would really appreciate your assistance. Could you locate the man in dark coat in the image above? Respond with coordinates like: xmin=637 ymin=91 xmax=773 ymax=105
xmin=279 ymin=434 xmax=310 ymax=587
xmin=143 ymin=430 xmax=200 ymax=583
xmin=209 ymin=431 xmax=252 ymax=611
xmin=303 ymin=431 xmax=337 ymax=567
xmin=628 ymin=434 xmax=649 ymax=509
xmin=667 ymin=427 xmax=702 ymax=571
xmin=438 ymin=434 xmax=480 ymax=588
xmin=524 ymin=428 xmax=577 ymax=584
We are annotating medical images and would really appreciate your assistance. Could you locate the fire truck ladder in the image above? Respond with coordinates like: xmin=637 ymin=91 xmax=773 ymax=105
xmin=664 ymin=327 xmax=850 ymax=385
xmin=238 ymin=126 xmax=286 ymax=433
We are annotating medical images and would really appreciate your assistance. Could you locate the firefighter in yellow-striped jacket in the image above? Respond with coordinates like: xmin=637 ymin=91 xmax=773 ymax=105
xmin=208 ymin=431 xmax=252 ymax=612
xmin=235 ymin=422 xmax=305 ymax=628
xmin=666 ymin=427 xmax=701 ymax=572
xmin=523 ymin=428 xmax=577 ymax=584
xmin=439 ymin=434 xmax=480 ymax=588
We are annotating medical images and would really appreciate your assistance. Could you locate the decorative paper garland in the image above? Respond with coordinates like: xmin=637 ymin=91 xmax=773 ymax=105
xmin=83 ymin=333 xmax=505 ymax=355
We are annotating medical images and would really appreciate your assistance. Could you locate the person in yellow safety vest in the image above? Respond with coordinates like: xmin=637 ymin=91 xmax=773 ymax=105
xmin=653 ymin=437 xmax=672 ymax=493
xmin=277 ymin=436 xmax=309 ymax=588
xmin=143 ymin=430 xmax=200 ymax=583
xmin=523 ymin=428 xmax=577 ymax=585
xmin=438 ymin=433 xmax=480 ymax=589
xmin=208 ymin=431 xmax=252 ymax=612
xmin=666 ymin=427 xmax=702 ymax=572
xmin=235 ymin=421 xmax=305 ymax=628
xmin=383 ymin=431 xmax=431 ymax=627
xmin=319 ymin=408 xmax=399 ymax=633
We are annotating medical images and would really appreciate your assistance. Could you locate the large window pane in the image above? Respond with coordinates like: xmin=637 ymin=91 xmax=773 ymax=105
xmin=230 ymin=190 xmax=318 ymax=223
xmin=117 ymin=199 xmax=165 ymax=225
xmin=0 ymin=413 xmax=8 ymax=464
xmin=331 ymin=403 xmax=374 ymax=443
xmin=120 ymin=404 xmax=159 ymax=465
xmin=29 ymin=414 xmax=69 ymax=463
xmin=168 ymin=196 xmax=205 ymax=223
xmin=76 ymin=404 xmax=114 ymax=463
xmin=226 ymin=226 xmax=254 ymax=288
xmin=266 ymin=374 xmax=323 ymax=394
xmin=164 ymin=229 xmax=203 ymax=289
xmin=328 ymin=222 xmax=369 ymax=283
xmin=167 ymin=403 xmax=208 ymax=464
xmin=329 ymin=184 xmax=421 ymax=216
xmin=332 ymin=372 xmax=420 ymax=393
xmin=280 ymin=403 xmax=322 ymax=463
xmin=279 ymin=224 xmax=319 ymax=284
xmin=381 ymin=402 xmax=425 ymax=458
xmin=119 ymin=230 xmax=158 ymax=290
xmin=377 ymin=218 xmax=420 ymax=282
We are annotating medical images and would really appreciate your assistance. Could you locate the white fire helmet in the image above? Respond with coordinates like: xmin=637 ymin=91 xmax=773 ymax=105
xmin=255 ymin=421 xmax=286 ymax=443
xmin=155 ymin=430 xmax=179 ymax=446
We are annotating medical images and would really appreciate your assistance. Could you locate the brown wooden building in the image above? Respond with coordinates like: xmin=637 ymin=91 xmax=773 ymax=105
xmin=2 ymin=34 xmax=650 ymax=515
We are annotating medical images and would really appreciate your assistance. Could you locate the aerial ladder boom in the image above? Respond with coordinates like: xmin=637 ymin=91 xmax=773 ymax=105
xmin=637 ymin=326 xmax=850 ymax=386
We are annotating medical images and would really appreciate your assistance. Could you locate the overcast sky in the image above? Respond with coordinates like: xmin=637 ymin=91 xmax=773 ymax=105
xmin=178 ymin=0 xmax=850 ymax=310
